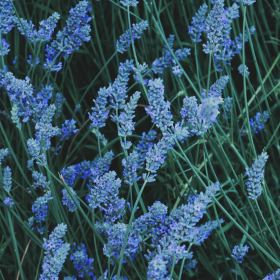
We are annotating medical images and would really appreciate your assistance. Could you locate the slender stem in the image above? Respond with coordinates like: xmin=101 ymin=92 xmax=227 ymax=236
xmin=242 ymin=6 xmax=257 ymax=158
xmin=116 ymin=173 xmax=150 ymax=279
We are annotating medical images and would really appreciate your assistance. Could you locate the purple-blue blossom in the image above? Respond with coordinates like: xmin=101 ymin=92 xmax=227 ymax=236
xmin=172 ymin=65 xmax=183 ymax=77
xmin=242 ymin=0 xmax=256 ymax=5
xmin=231 ymin=244 xmax=249 ymax=263
xmin=262 ymin=269 xmax=280 ymax=280
xmin=44 ymin=0 xmax=91 ymax=71
xmin=147 ymin=254 xmax=167 ymax=280
xmin=0 ymin=0 xmax=15 ymax=34
xmin=70 ymin=243 xmax=94 ymax=278
xmin=245 ymin=152 xmax=269 ymax=200
xmin=3 ymin=166 xmax=12 ymax=192
xmin=61 ymin=187 xmax=80 ymax=212
xmin=61 ymin=150 xmax=114 ymax=186
xmin=180 ymin=96 xmax=212 ymax=136
xmin=27 ymin=55 xmax=40 ymax=67
xmin=40 ymin=223 xmax=70 ymax=280
xmin=30 ymin=191 xmax=53 ymax=234
xmin=145 ymin=78 xmax=173 ymax=132
xmin=0 ymin=148 xmax=9 ymax=165
xmin=112 ymin=91 xmax=141 ymax=149
xmin=87 ymin=171 xmax=125 ymax=222
xmin=122 ymin=150 xmax=141 ymax=186
xmin=107 ymin=59 xmax=134 ymax=110
xmin=250 ymin=111 xmax=269 ymax=134
xmin=116 ymin=21 xmax=149 ymax=53
xmin=4 ymin=197 xmax=14 ymax=208
xmin=222 ymin=96 xmax=232 ymax=119
xmin=120 ymin=0 xmax=139 ymax=7
xmin=0 ymin=38 xmax=10 ymax=56
xmin=54 ymin=93 xmax=66 ymax=118
xmin=60 ymin=119 xmax=78 ymax=141
xmin=103 ymin=222 xmax=141 ymax=263
xmin=32 ymin=171 xmax=50 ymax=190
xmin=35 ymin=104 xmax=60 ymax=151
xmin=88 ymin=87 xmax=109 ymax=128
xmin=151 ymin=35 xmax=191 ymax=74
xmin=200 ymin=96 xmax=220 ymax=123
xmin=188 ymin=4 xmax=208 ymax=43
xmin=238 ymin=64 xmax=250 ymax=77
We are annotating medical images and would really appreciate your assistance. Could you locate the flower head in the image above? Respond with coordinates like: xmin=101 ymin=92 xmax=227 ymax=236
xmin=245 ymin=152 xmax=269 ymax=200
xmin=231 ymin=244 xmax=249 ymax=263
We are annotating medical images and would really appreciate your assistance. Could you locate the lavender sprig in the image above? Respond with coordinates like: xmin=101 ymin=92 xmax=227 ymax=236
xmin=245 ymin=152 xmax=269 ymax=200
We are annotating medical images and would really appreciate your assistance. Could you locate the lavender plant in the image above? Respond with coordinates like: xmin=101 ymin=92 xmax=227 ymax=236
xmin=1 ymin=0 xmax=279 ymax=279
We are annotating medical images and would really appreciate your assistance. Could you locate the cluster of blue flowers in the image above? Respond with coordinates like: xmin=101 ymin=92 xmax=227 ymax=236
xmin=0 ymin=0 xmax=273 ymax=278
xmin=44 ymin=0 xmax=92 ymax=71
xmin=40 ymin=224 xmax=70 ymax=279
xmin=231 ymin=244 xmax=249 ymax=263
xmin=116 ymin=21 xmax=149 ymax=53
xmin=28 ymin=191 xmax=53 ymax=234
xmin=189 ymin=1 xmax=256 ymax=71
xmin=70 ymin=243 xmax=95 ymax=278
xmin=245 ymin=152 xmax=269 ymax=200
xmin=262 ymin=268 xmax=280 ymax=280
xmin=250 ymin=111 xmax=269 ymax=134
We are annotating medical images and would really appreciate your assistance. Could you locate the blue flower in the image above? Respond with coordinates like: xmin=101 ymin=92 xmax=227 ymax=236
xmin=60 ymin=119 xmax=78 ymax=141
xmin=3 ymin=166 xmax=12 ymax=192
xmin=262 ymin=268 xmax=280 ymax=280
xmin=54 ymin=93 xmax=66 ymax=118
xmin=245 ymin=152 xmax=269 ymax=200
xmin=250 ymin=111 xmax=269 ymax=134
xmin=180 ymin=96 xmax=212 ymax=136
xmin=70 ymin=243 xmax=94 ymax=278
xmin=102 ymin=222 xmax=141 ymax=263
xmin=200 ymin=96 xmax=220 ymax=123
xmin=112 ymin=91 xmax=141 ymax=149
xmin=74 ymin=104 xmax=81 ymax=113
xmin=27 ymin=55 xmax=40 ymax=67
xmin=88 ymin=87 xmax=109 ymax=128
xmin=188 ymin=4 xmax=208 ymax=43
xmin=108 ymin=59 xmax=134 ymax=110
xmin=0 ymin=38 xmax=10 ymax=56
xmin=31 ymin=191 xmax=53 ymax=234
xmin=145 ymin=78 xmax=173 ymax=132
xmin=87 ymin=171 xmax=125 ymax=222
xmin=0 ymin=149 xmax=9 ymax=166
xmin=4 ymin=197 xmax=14 ymax=208
xmin=32 ymin=171 xmax=50 ymax=190
xmin=0 ymin=0 xmax=15 ymax=34
xmin=151 ymin=35 xmax=191 ymax=74
xmin=172 ymin=65 xmax=183 ymax=77
xmin=40 ymin=223 xmax=70 ymax=280
xmin=222 ymin=96 xmax=233 ymax=119
xmin=147 ymin=254 xmax=167 ymax=280
xmin=144 ymin=134 xmax=175 ymax=182
xmin=238 ymin=64 xmax=250 ymax=77
xmin=44 ymin=0 xmax=91 ymax=71
xmin=120 ymin=0 xmax=139 ymax=7
xmin=35 ymin=104 xmax=60 ymax=151
xmin=231 ymin=244 xmax=249 ymax=263
xmin=122 ymin=151 xmax=141 ymax=186
xmin=242 ymin=0 xmax=255 ymax=5
xmin=61 ymin=187 xmax=80 ymax=212
xmin=116 ymin=21 xmax=149 ymax=53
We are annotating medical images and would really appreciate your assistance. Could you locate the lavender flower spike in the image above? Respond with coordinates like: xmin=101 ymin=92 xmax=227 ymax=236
xmin=40 ymin=223 xmax=70 ymax=280
xmin=245 ymin=152 xmax=269 ymax=200
xmin=231 ymin=244 xmax=249 ymax=263
xmin=116 ymin=21 xmax=149 ymax=53
xmin=188 ymin=3 xmax=208 ymax=43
